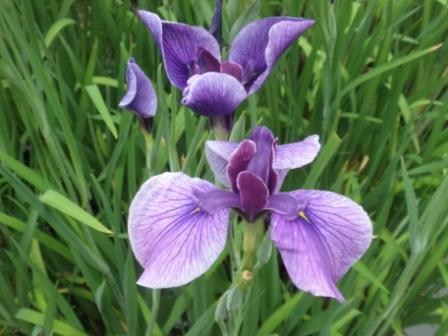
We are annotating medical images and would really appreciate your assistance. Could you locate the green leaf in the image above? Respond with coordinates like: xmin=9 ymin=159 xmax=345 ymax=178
xmin=39 ymin=190 xmax=112 ymax=234
xmin=15 ymin=308 xmax=87 ymax=336
xmin=85 ymin=85 xmax=118 ymax=138
xmin=44 ymin=18 xmax=76 ymax=47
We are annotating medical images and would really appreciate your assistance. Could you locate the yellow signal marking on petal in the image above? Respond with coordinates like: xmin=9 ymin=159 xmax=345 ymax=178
xmin=298 ymin=210 xmax=310 ymax=223
xmin=192 ymin=207 xmax=202 ymax=213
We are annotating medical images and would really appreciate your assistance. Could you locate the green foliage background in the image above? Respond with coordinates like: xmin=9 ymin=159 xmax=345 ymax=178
xmin=0 ymin=0 xmax=447 ymax=335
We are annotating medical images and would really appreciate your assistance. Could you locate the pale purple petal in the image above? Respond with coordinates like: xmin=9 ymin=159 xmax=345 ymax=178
xmin=138 ymin=10 xmax=221 ymax=89
xmin=274 ymin=135 xmax=320 ymax=170
xmin=128 ymin=172 xmax=230 ymax=288
xmin=119 ymin=58 xmax=157 ymax=118
xmin=205 ymin=140 xmax=238 ymax=186
xmin=237 ymin=171 xmax=269 ymax=222
xmin=181 ymin=72 xmax=247 ymax=116
xmin=271 ymin=190 xmax=372 ymax=302
xmin=229 ymin=17 xmax=314 ymax=94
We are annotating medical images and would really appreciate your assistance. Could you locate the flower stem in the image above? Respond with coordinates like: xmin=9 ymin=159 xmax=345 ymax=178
xmin=142 ymin=130 xmax=160 ymax=336
xmin=143 ymin=131 xmax=154 ymax=175
xmin=211 ymin=115 xmax=231 ymax=140
xmin=238 ymin=217 xmax=264 ymax=287
xmin=145 ymin=288 xmax=160 ymax=336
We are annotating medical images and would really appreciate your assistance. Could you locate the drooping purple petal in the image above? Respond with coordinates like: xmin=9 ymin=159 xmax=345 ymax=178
xmin=119 ymin=58 xmax=157 ymax=118
xmin=237 ymin=171 xmax=269 ymax=222
xmin=270 ymin=190 xmax=372 ymax=302
xmin=193 ymin=189 xmax=241 ymax=213
xmin=181 ymin=72 xmax=247 ymax=116
xmin=128 ymin=172 xmax=230 ymax=288
xmin=205 ymin=140 xmax=238 ymax=186
xmin=227 ymin=140 xmax=256 ymax=192
xmin=274 ymin=135 xmax=320 ymax=170
xmin=229 ymin=17 xmax=314 ymax=94
xmin=138 ymin=10 xmax=221 ymax=89
xmin=266 ymin=193 xmax=303 ymax=220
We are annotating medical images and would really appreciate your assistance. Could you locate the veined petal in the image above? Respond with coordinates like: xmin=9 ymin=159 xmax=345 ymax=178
xmin=205 ymin=140 xmax=238 ymax=186
xmin=270 ymin=190 xmax=372 ymax=302
xmin=138 ymin=10 xmax=221 ymax=89
xmin=128 ymin=172 xmax=230 ymax=288
xmin=274 ymin=135 xmax=320 ymax=170
xmin=229 ymin=17 xmax=314 ymax=94
xmin=119 ymin=58 xmax=157 ymax=118
xmin=181 ymin=72 xmax=247 ymax=116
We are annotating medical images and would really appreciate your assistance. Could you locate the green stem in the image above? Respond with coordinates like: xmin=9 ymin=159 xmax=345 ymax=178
xmin=211 ymin=116 xmax=230 ymax=140
xmin=238 ymin=217 xmax=264 ymax=288
xmin=143 ymin=131 xmax=154 ymax=175
xmin=145 ymin=289 xmax=160 ymax=336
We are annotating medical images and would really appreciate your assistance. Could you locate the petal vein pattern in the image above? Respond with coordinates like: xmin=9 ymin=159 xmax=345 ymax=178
xmin=128 ymin=172 xmax=230 ymax=288
xmin=271 ymin=190 xmax=372 ymax=302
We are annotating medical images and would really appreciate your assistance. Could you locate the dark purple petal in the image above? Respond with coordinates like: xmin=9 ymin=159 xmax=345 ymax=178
xmin=119 ymin=58 xmax=157 ymax=118
xmin=220 ymin=61 xmax=243 ymax=82
xmin=274 ymin=135 xmax=320 ymax=170
xmin=209 ymin=0 xmax=222 ymax=44
xmin=181 ymin=72 xmax=247 ymax=116
xmin=196 ymin=47 xmax=221 ymax=73
xmin=205 ymin=140 xmax=238 ymax=186
xmin=227 ymin=140 xmax=256 ymax=192
xmin=229 ymin=17 xmax=314 ymax=94
xmin=270 ymin=190 xmax=372 ymax=302
xmin=193 ymin=189 xmax=241 ymax=213
xmin=138 ymin=10 xmax=221 ymax=89
xmin=247 ymin=126 xmax=276 ymax=184
xmin=129 ymin=172 xmax=230 ymax=288
xmin=237 ymin=171 xmax=269 ymax=222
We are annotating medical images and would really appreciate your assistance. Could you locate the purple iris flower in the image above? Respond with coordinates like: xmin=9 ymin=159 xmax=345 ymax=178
xmin=137 ymin=10 xmax=314 ymax=117
xmin=119 ymin=58 xmax=157 ymax=119
xmin=128 ymin=126 xmax=372 ymax=302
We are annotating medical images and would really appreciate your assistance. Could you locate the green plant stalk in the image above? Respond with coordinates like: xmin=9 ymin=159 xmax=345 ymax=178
xmin=143 ymin=129 xmax=160 ymax=336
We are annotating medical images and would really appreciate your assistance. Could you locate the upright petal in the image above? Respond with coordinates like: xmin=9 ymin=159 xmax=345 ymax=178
xmin=247 ymin=126 xmax=276 ymax=184
xmin=274 ymin=135 xmax=320 ymax=170
xmin=128 ymin=172 xmax=230 ymax=288
xmin=270 ymin=190 xmax=372 ymax=302
xmin=209 ymin=0 xmax=222 ymax=44
xmin=227 ymin=140 xmax=256 ymax=192
xmin=205 ymin=140 xmax=238 ymax=186
xmin=119 ymin=58 xmax=157 ymax=118
xmin=181 ymin=72 xmax=247 ymax=116
xmin=138 ymin=10 xmax=221 ymax=89
xmin=229 ymin=17 xmax=314 ymax=94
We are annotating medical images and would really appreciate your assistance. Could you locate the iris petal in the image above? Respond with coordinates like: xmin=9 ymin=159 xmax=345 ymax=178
xmin=270 ymin=190 xmax=372 ymax=302
xmin=274 ymin=135 xmax=320 ymax=170
xmin=138 ymin=10 xmax=221 ymax=89
xmin=129 ymin=172 xmax=230 ymax=288
xmin=237 ymin=171 xmax=269 ymax=222
xmin=119 ymin=58 xmax=157 ymax=118
xmin=181 ymin=72 xmax=247 ymax=117
xmin=229 ymin=17 xmax=314 ymax=94
xmin=205 ymin=140 xmax=238 ymax=186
